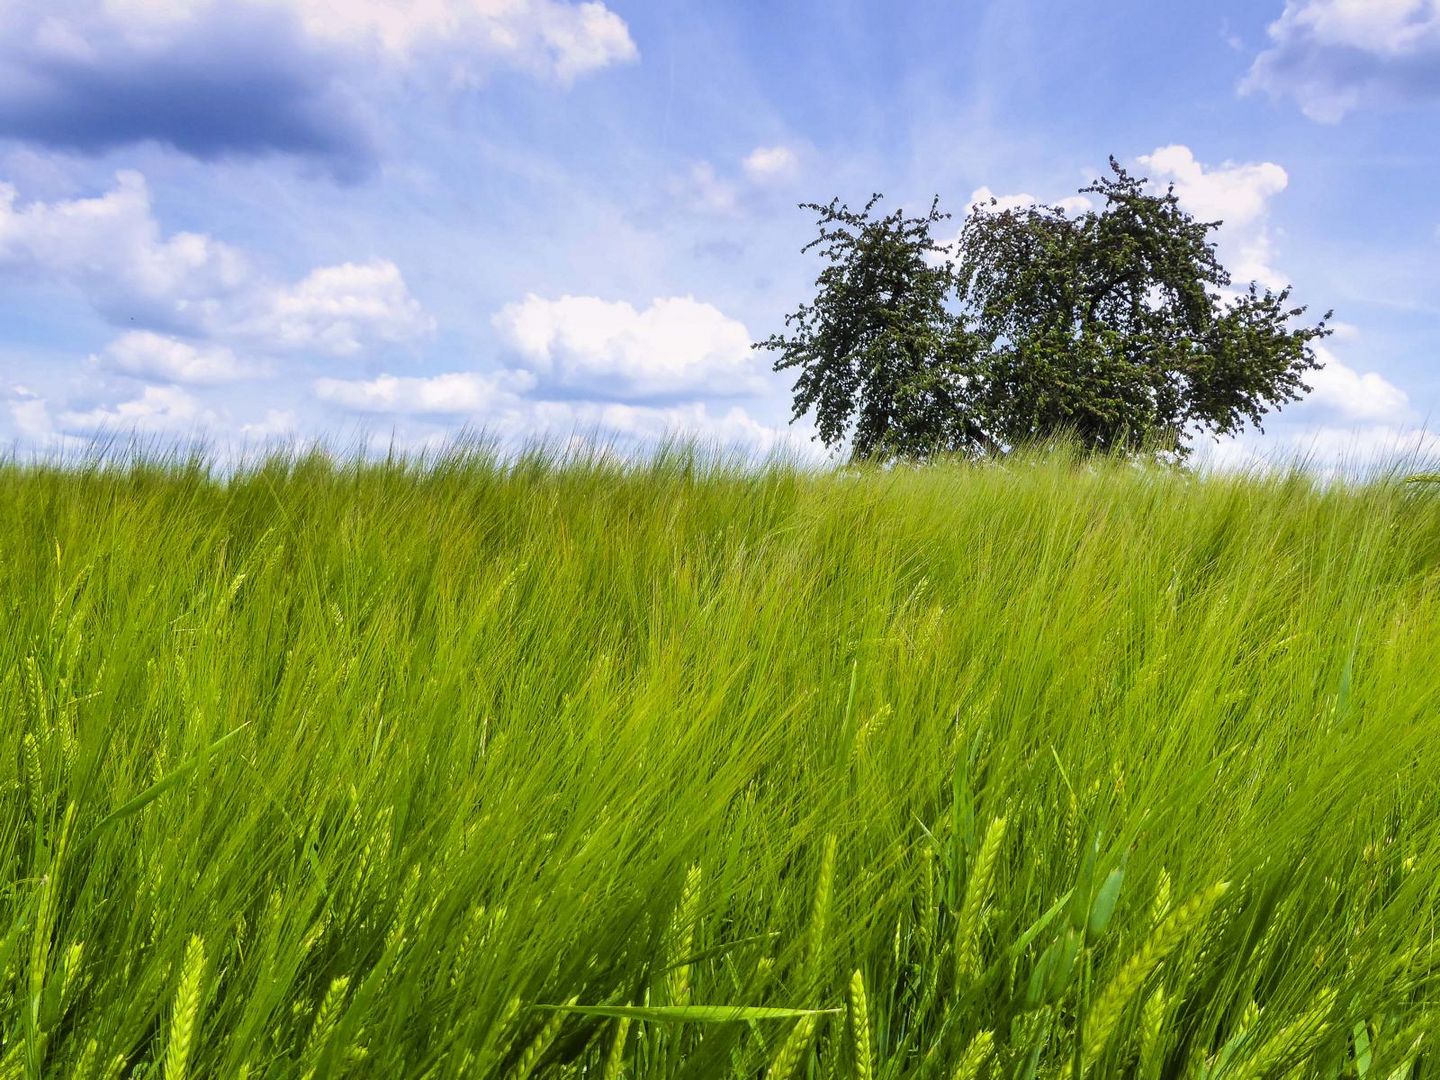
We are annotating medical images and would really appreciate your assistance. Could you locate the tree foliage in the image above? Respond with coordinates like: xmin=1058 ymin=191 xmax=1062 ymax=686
xmin=758 ymin=159 xmax=1331 ymax=460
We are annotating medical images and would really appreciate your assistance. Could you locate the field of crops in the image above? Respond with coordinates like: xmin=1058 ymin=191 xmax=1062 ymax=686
xmin=2 ymin=446 xmax=1439 ymax=1078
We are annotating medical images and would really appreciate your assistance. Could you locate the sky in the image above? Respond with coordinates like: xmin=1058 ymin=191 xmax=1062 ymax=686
xmin=1 ymin=0 xmax=1438 ymax=469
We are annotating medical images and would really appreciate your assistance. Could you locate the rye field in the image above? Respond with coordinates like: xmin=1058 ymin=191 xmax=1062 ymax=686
xmin=2 ymin=447 xmax=1439 ymax=1079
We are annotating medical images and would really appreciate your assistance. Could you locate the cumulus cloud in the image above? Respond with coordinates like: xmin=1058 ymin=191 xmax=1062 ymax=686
xmin=56 ymin=384 xmax=214 ymax=433
xmin=1136 ymin=145 xmax=1290 ymax=290
xmin=0 ymin=0 xmax=636 ymax=174
xmin=953 ymin=151 xmax=1290 ymax=291
xmin=314 ymin=370 xmax=537 ymax=414
xmin=493 ymin=294 xmax=766 ymax=399
xmin=0 ymin=171 xmax=250 ymax=330
xmin=97 ymin=330 xmax=264 ymax=384
xmin=1302 ymin=343 xmax=1412 ymax=423
xmin=250 ymin=261 xmax=436 ymax=356
xmin=0 ymin=171 xmax=432 ymax=357
xmin=1242 ymin=0 xmax=1440 ymax=121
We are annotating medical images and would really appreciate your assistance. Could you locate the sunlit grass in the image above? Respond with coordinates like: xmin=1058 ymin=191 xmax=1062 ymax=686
xmin=2 ymin=443 xmax=1438 ymax=1077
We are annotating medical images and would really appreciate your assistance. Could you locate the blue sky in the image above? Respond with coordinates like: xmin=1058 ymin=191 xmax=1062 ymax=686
xmin=2 ymin=0 xmax=1438 ymax=467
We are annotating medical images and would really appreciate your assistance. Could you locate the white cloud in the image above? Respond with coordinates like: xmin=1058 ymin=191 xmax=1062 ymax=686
xmin=314 ymin=369 xmax=536 ymax=414
xmin=493 ymin=294 xmax=766 ymax=399
xmin=1136 ymin=145 xmax=1290 ymax=290
xmin=0 ymin=171 xmax=250 ymax=329
xmin=1137 ymin=146 xmax=1288 ymax=230
xmin=56 ymin=384 xmax=213 ymax=433
xmin=1201 ymin=424 xmax=1440 ymax=476
xmin=743 ymin=145 xmax=800 ymax=183
xmin=967 ymin=186 xmax=1093 ymax=216
xmin=312 ymin=371 xmax=822 ymax=459
xmin=1300 ymin=344 xmax=1412 ymax=423
xmin=7 ymin=388 xmax=53 ymax=438
xmin=98 ymin=330 xmax=263 ymax=384
xmin=97 ymin=0 xmax=638 ymax=80
xmin=283 ymin=0 xmax=639 ymax=80
xmin=0 ymin=172 xmax=432 ymax=356
xmin=523 ymin=400 xmax=822 ymax=457
xmin=1242 ymin=0 xmax=1440 ymax=121
xmin=239 ymin=409 xmax=298 ymax=439
xmin=252 ymin=260 xmax=435 ymax=356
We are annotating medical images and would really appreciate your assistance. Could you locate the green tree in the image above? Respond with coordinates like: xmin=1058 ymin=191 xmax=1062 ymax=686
xmin=758 ymin=159 xmax=1331 ymax=460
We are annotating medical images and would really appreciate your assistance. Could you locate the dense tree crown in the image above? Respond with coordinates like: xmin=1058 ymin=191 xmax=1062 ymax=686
xmin=758 ymin=159 xmax=1331 ymax=460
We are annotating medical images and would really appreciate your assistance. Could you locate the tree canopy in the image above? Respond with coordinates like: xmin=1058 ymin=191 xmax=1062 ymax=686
xmin=758 ymin=159 xmax=1331 ymax=461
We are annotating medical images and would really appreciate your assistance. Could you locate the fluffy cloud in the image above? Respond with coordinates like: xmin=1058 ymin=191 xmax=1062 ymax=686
xmin=1242 ymin=0 xmax=1440 ymax=121
xmin=56 ymin=384 xmax=214 ymax=434
xmin=0 ymin=171 xmax=431 ymax=357
xmin=0 ymin=171 xmax=249 ymax=330
xmin=0 ymin=0 xmax=636 ymax=174
xmin=1137 ymin=148 xmax=1415 ymax=433
xmin=493 ymin=294 xmax=765 ymax=399
xmin=97 ymin=330 xmax=263 ymax=384
xmin=1302 ymin=344 xmax=1412 ymax=423
xmin=314 ymin=370 xmax=536 ymax=414
xmin=1136 ymin=146 xmax=1290 ymax=290
xmin=955 ymin=151 xmax=1290 ymax=290
xmin=251 ymin=261 xmax=436 ymax=356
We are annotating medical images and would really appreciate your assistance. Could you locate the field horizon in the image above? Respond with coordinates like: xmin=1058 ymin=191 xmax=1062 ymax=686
xmin=2 ymin=448 xmax=1439 ymax=1078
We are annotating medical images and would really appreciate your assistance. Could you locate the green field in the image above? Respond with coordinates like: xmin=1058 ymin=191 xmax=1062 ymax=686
xmin=2 ymin=447 xmax=1438 ymax=1078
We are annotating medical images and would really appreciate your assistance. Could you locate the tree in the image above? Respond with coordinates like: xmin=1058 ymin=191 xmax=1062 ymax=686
xmin=758 ymin=159 xmax=1332 ymax=461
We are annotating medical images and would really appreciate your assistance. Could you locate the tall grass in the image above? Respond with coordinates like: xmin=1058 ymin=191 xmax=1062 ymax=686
xmin=1 ymin=444 xmax=1439 ymax=1077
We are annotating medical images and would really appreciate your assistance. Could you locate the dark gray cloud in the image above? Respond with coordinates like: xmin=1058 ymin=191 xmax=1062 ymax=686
xmin=0 ymin=5 xmax=377 ymax=180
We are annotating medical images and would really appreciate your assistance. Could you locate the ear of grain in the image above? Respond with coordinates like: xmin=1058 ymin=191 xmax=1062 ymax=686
xmin=1082 ymin=881 xmax=1229 ymax=1069
xmin=26 ymin=802 xmax=76 ymax=1074
xmin=767 ymin=1014 xmax=817 ymax=1080
xmin=664 ymin=864 xmax=703 ymax=1007
xmin=163 ymin=934 xmax=206 ymax=1080
xmin=952 ymin=1029 xmax=994 ymax=1080
xmin=956 ymin=816 xmax=1006 ymax=985
xmin=21 ymin=732 xmax=43 ymax=824
xmin=1232 ymin=990 xmax=1337 ymax=1080
xmin=802 ymin=835 xmax=838 ymax=995
xmin=1137 ymin=987 xmax=1165 ymax=1080
xmin=600 ymin=1015 xmax=632 ymax=1080
xmin=304 ymin=976 xmax=351 ymax=1058
xmin=848 ymin=969 xmax=873 ymax=1080
xmin=1150 ymin=871 xmax=1171 ymax=927
xmin=507 ymin=996 xmax=576 ymax=1080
